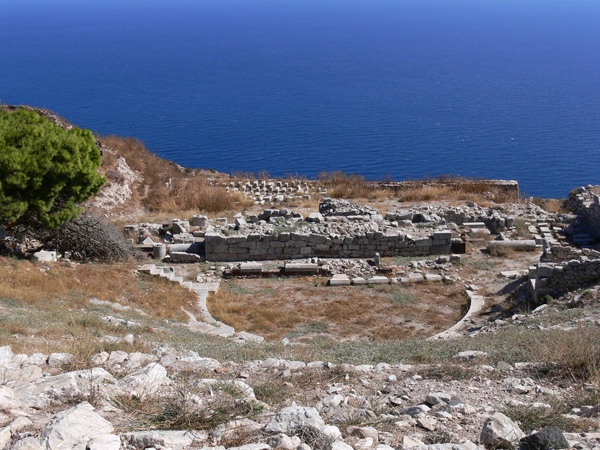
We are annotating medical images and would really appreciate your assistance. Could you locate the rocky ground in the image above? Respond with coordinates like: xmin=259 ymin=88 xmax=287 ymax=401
xmin=1 ymin=323 xmax=600 ymax=450
xmin=3 ymin=193 xmax=599 ymax=449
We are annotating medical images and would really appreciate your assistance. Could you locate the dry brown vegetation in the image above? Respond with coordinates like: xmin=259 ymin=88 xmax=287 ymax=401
xmin=533 ymin=327 xmax=600 ymax=381
xmin=393 ymin=176 xmax=519 ymax=204
xmin=313 ymin=172 xmax=521 ymax=205
xmin=0 ymin=257 xmax=196 ymax=320
xmin=96 ymin=135 xmax=252 ymax=216
xmin=531 ymin=197 xmax=567 ymax=213
xmin=207 ymin=277 xmax=467 ymax=341
xmin=316 ymin=171 xmax=385 ymax=200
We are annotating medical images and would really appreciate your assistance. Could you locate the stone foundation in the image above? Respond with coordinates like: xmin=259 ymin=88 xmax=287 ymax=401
xmin=205 ymin=230 xmax=452 ymax=262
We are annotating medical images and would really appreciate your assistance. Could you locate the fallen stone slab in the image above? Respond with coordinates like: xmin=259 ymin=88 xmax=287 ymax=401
xmin=240 ymin=262 xmax=263 ymax=274
xmin=500 ymin=270 xmax=527 ymax=279
xmin=408 ymin=273 xmax=424 ymax=283
xmin=424 ymin=274 xmax=442 ymax=282
xmin=169 ymin=251 xmax=202 ymax=263
xmin=330 ymin=274 xmax=351 ymax=286
xmin=463 ymin=222 xmax=487 ymax=229
xmin=351 ymin=277 xmax=366 ymax=285
xmin=284 ymin=263 xmax=319 ymax=274
xmin=367 ymin=276 xmax=389 ymax=285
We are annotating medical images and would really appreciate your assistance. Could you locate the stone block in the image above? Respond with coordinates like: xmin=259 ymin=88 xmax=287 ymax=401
xmin=204 ymin=232 xmax=224 ymax=243
xmin=368 ymin=276 xmax=389 ymax=284
xmin=169 ymin=252 xmax=202 ymax=263
xmin=192 ymin=215 xmax=208 ymax=227
xmin=424 ymin=274 xmax=443 ymax=282
xmin=32 ymin=250 xmax=58 ymax=263
xmin=408 ymin=273 xmax=424 ymax=283
xmin=172 ymin=220 xmax=190 ymax=234
xmin=284 ymin=263 xmax=319 ymax=274
xmin=330 ymin=274 xmax=351 ymax=286
xmin=464 ymin=222 xmax=486 ymax=229
xmin=415 ymin=238 xmax=432 ymax=248
xmin=433 ymin=231 xmax=452 ymax=240
xmin=351 ymin=277 xmax=366 ymax=285
xmin=308 ymin=234 xmax=328 ymax=244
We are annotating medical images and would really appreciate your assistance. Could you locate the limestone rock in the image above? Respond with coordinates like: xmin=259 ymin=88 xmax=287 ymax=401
xmin=227 ymin=444 xmax=270 ymax=450
xmin=86 ymin=434 xmax=122 ymax=450
xmin=10 ymin=437 xmax=43 ymax=450
xmin=121 ymin=430 xmax=208 ymax=450
xmin=480 ymin=412 xmax=525 ymax=448
xmin=14 ymin=368 xmax=116 ymax=409
xmin=426 ymin=392 xmax=452 ymax=405
xmin=346 ymin=426 xmax=378 ymax=442
xmin=39 ymin=402 xmax=114 ymax=450
xmin=263 ymin=406 xmax=326 ymax=435
xmin=32 ymin=250 xmax=58 ymax=263
xmin=115 ymin=363 xmax=170 ymax=398
xmin=267 ymin=433 xmax=301 ymax=450
xmin=331 ymin=442 xmax=354 ymax=450
xmin=213 ymin=419 xmax=262 ymax=443
xmin=47 ymin=352 xmax=74 ymax=368
xmin=162 ymin=356 xmax=221 ymax=372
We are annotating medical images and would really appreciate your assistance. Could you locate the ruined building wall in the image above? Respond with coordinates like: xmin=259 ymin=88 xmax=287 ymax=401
xmin=205 ymin=230 xmax=453 ymax=262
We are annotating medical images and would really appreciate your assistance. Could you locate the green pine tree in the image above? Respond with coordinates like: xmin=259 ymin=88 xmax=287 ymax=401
xmin=0 ymin=109 xmax=106 ymax=229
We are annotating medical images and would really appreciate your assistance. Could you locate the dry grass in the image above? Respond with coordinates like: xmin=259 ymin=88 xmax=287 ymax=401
xmin=95 ymin=134 xmax=252 ymax=216
xmin=112 ymin=378 xmax=264 ymax=432
xmin=207 ymin=278 xmax=466 ymax=341
xmin=144 ymin=177 xmax=253 ymax=214
xmin=532 ymin=197 xmax=567 ymax=213
xmin=532 ymin=327 xmax=600 ymax=382
xmin=317 ymin=171 xmax=383 ymax=199
xmin=0 ymin=257 xmax=196 ymax=320
xmin=312 ymin=172 xmax=519 ymax=205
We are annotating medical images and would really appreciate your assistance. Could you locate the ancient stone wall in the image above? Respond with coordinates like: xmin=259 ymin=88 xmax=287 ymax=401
xmin=529 ymin=258 xmax=600 ymax=299
xmin=567 ymin=187 xmax=600 ymax=239
xmin=205 ymin=230 xmax=452 ymax=262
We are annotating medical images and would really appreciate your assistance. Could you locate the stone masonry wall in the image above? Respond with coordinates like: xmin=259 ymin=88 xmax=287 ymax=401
xmin=567 ymin=187 xmax=600 ymax=240
xmin=205 ymin=230 xmax=452 ymax=262
xmin=530 ymin=258 xmax=600 ymax=297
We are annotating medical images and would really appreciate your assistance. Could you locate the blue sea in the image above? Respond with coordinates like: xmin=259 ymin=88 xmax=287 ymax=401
xmin=1 ymin=0 xmax=599 ymax=198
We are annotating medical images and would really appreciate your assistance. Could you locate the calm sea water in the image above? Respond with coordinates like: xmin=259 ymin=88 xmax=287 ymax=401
xmin=1 ymin=0 xmax=599 ymax=198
